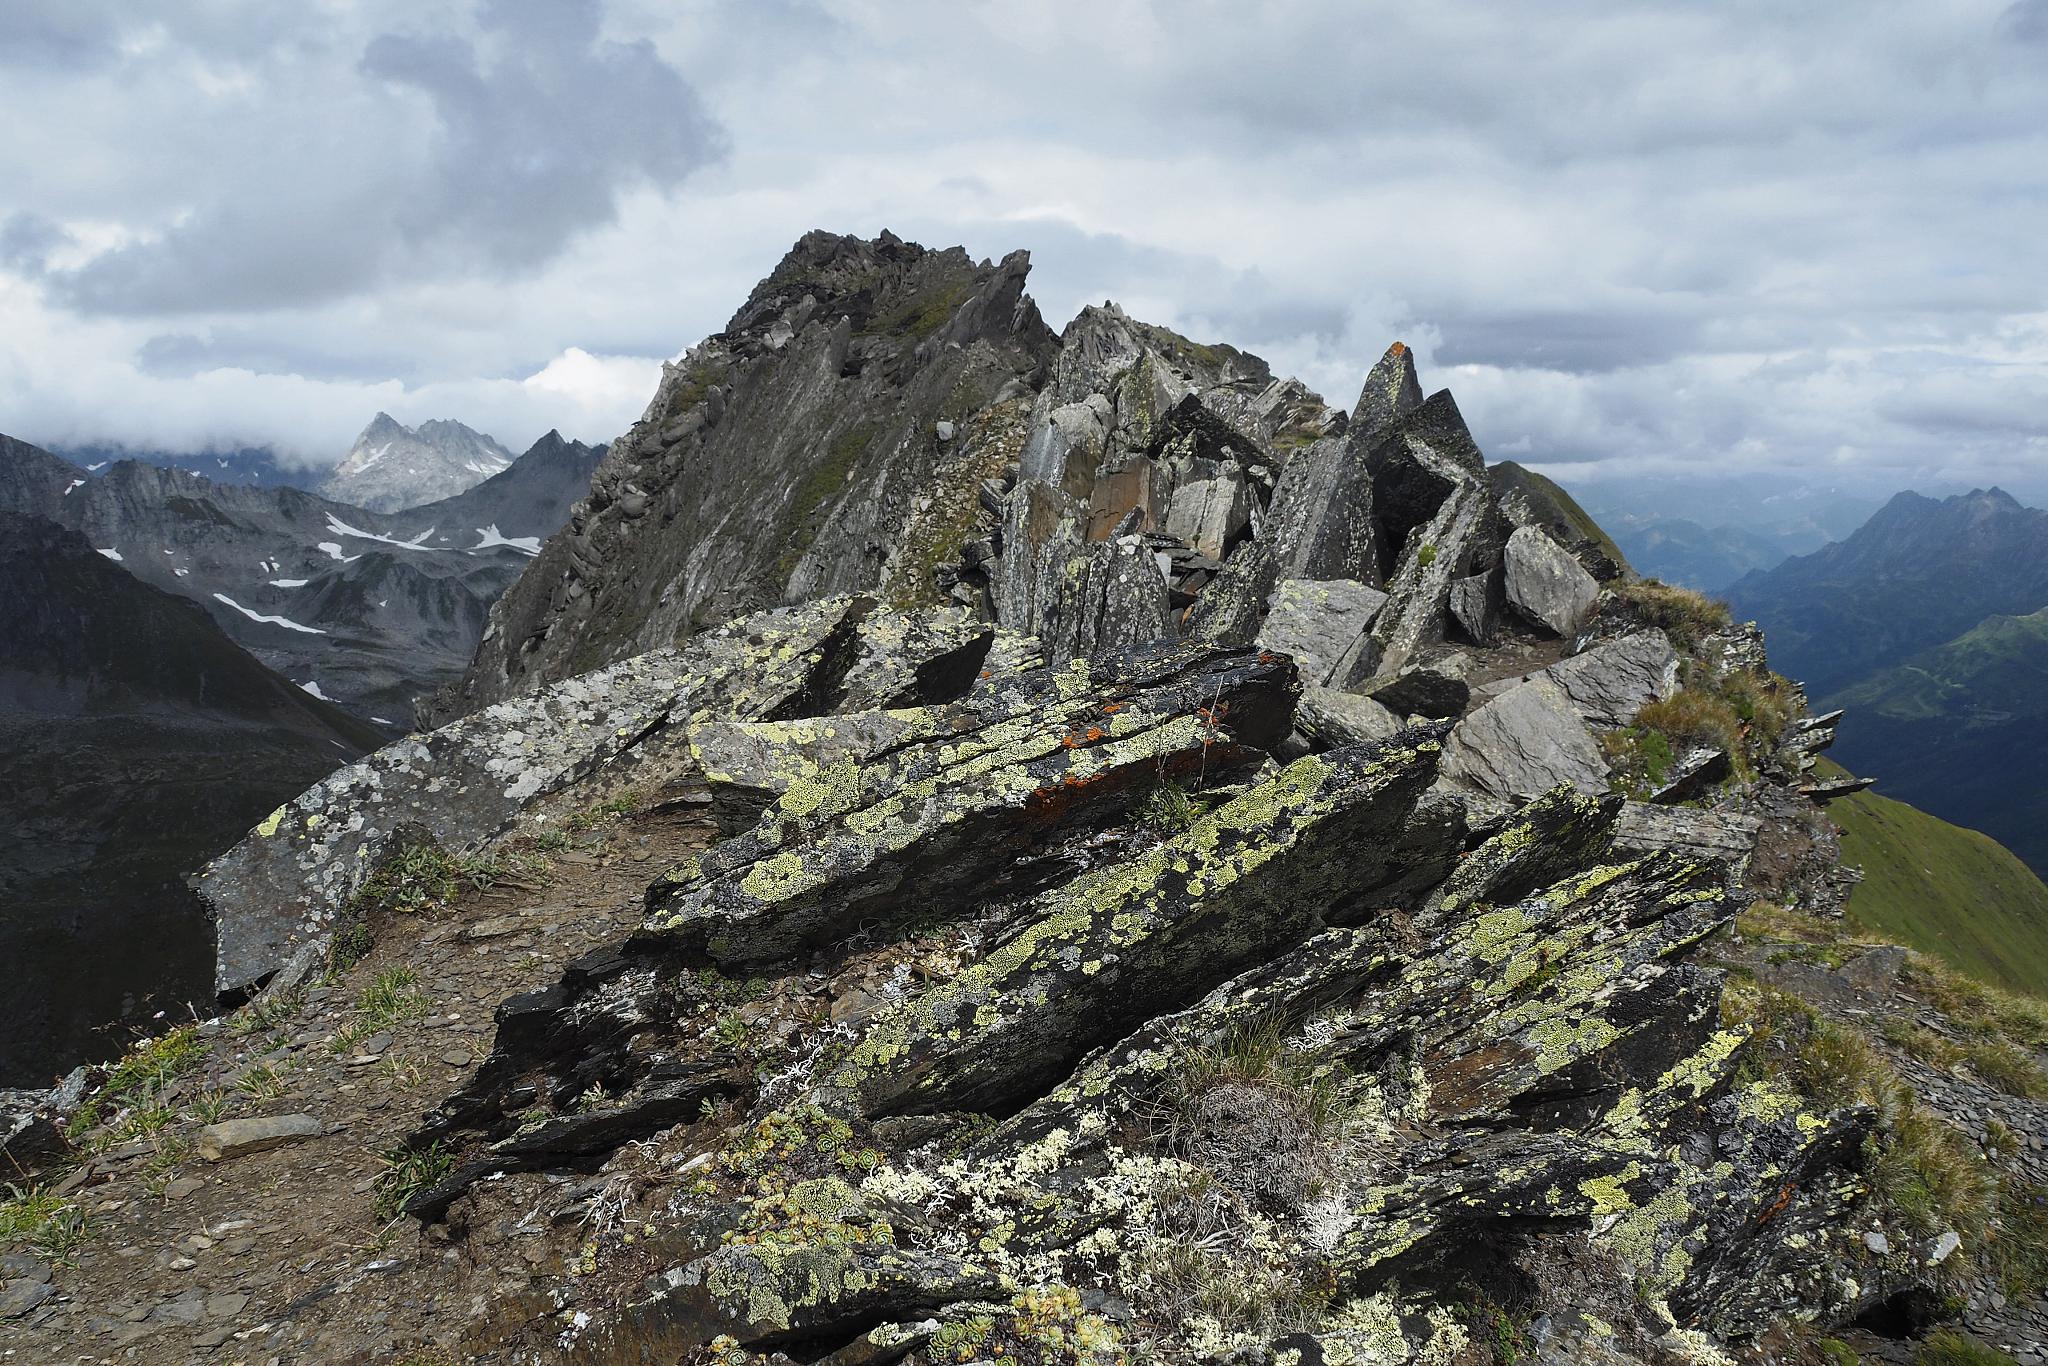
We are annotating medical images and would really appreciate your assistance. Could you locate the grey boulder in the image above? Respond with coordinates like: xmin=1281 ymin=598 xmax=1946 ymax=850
xmin=1440 ymin=677 xmax=1608 ymax=802
xmin=1255 ymin=579 xmax=1389 ymax=687
xmin=1503 ymin=525 xmax=1600 ymax=637
xmin=1539 ymin=629 xmax=1679 ymax=727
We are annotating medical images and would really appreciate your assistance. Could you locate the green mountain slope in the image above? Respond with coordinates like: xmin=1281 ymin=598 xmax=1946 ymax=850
xmin=1836 ymin=606 xmax=2048 ymax=721
xmin=1829 ymin=608 xmax=2048 ymax=875
xmin=1821 ymin=758 xmax=2048 ymax=996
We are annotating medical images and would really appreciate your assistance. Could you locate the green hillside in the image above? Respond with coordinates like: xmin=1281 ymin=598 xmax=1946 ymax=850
xmin=1826 ymin=608 xmax=2048 ymax=875
xmin=1821 ymin=758 xmax=2048 ymax=996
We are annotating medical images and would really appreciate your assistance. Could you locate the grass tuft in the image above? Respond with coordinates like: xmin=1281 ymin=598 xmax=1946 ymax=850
xmin=1914 ymin=1330 xmax=2021 ymax=1364
xmin=1610 ymin=579 xmax=1731 ymax=649
xmin=1139 ymin=780 xmax=1209 ymax=834
xmin=373 ymin=1142 xmax=453 ymax=1221
xmin=0 ymin=1182 xmax=90 ymax=1261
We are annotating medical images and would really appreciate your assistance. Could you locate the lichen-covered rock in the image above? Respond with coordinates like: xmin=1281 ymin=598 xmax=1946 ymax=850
xmin=830 ymin=727 xmax=1450 ymax=1117
xmin=1254 ymin=578 xmax=1389 ymax=688
xmin=199 ymin=596 xmax=1052 ymax=994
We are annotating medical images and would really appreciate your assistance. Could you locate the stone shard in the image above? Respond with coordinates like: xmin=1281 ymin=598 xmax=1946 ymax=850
xmin=1427 ymin=785 xmax=1625 ymax=922
xmin=196 ymin=1114 xmax=322 ymax=1161
xmin=1538 ymin=628 xmax=1680 ymax=727
xmin=1503 ymin=524 xmax=1601 ymax=637
xmin=1160 ymin=465 xmax=1251 ymax=560
xmin=1254 ymin=578 xmax=1390 ymax=688
xmin=1440 ymin=676 xmax=1609 ymax=803
xmin=1651 ymin=745 xmax=1734 ymax=804
xmin=1448 ymin=567 xmax=1501 ymax=644
xmin=1039 ymin=529 xmax=1173 ymax=662
xmin=1365 ymin=476 xmax=1497 ymax=678
xmin=1185 ymin=539 xmax=1280 ymax=646
xmin=1294 ymin=685 xmax=1405 ymax=750
xmin=1264 ymin=434 xmax=1385 ymax=584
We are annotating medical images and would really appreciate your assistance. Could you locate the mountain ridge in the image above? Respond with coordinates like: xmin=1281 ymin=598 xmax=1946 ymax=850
xmin=6 ymin=230 xmax=2045 ymax=1365
xmin=0 ymin=428 xmax=603 ymax=721
xmin=319 ymin=411 xmax=513 ymax=513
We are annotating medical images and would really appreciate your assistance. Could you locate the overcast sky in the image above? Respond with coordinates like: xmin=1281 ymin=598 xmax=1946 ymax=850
xmin=3 ymin=0 xmax=2046 ymax=502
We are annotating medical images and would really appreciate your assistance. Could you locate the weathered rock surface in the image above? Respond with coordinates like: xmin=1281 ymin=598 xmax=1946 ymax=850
xmin=1538 ymin=627 xmax=1680 ymax=726
xmin=1254 ymin=578 xmax=1388 ymax=687
xmin=1440 ymin=676 xmax=1609 ymax=802
xmin=195 ymin=1114 xmax=322 ymax=1161
xmin=1504 ymin=523 xmax=1602 ymax=636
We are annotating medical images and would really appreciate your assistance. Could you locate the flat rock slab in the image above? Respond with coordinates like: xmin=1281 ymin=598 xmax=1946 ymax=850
xmin=1503 ymin=524 xmax=1599 ymax=637
xmin=196 ymin=1114 xmax=322 ymax=1162
xmin=0 ymin=1277 xmax=52 ymax=1318
xmin=1440 ymin=676 xmax=1608 ymax=802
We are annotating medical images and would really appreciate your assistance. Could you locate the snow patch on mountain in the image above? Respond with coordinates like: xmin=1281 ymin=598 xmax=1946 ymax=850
xmin=324 ymin=514 xmax=435 ymax=550
xmin=212 ymin=593 xmax=326 ymax=635
xmin=474 ymin=524 xmax=542 ymax=555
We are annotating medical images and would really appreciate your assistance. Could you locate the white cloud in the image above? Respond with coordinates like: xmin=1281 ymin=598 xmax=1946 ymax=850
xmin=1 ymin=0 xmax=2045 ymax=502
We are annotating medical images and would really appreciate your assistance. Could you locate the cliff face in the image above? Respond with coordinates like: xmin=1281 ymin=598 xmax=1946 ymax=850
xmin=7 ymin=235 xmax=2041 ymax=1365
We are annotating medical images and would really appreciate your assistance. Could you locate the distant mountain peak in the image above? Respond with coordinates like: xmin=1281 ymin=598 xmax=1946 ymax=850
xmin=321 ymin=414 xmax=512 ymax=513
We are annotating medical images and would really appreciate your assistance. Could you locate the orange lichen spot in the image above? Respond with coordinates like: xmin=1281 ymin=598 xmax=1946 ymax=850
xmin=1757 ymin=1180 xmax=1796 ymax=1226
xmin=979 ymin=670 xmax=992 ymax=679
xmin=1390 ymin=340 xmax=1408 ymax=356
xmin=1101 ymin=702 xmax=1123 ymax=715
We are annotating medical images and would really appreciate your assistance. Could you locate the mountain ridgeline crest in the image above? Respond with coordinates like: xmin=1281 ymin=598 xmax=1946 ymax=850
xmin=9 ymin=231 xmax=2046 ymax=1364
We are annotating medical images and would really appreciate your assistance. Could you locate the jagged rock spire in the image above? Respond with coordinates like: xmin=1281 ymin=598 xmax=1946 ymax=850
xmin=1351 ymin=339 xmax=1425 ymax=435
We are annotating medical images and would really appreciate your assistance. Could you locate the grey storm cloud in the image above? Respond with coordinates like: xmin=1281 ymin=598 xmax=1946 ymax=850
xmin=36 ymin=0 xmax=726 ymax=314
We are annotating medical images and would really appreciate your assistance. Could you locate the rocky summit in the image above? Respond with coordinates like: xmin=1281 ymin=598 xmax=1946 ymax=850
xmin=322 ymin=413 xmax=515 ymax=514
xmin=4 ymin=233 xmax=2044 ymax=1366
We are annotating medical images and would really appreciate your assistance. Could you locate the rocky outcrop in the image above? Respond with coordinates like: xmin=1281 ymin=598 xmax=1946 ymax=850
xmin=446 ymin=232 xmax=1058 ymax=715
xmin=130 ymin=234 xmax=1968 ymax=1363
xmin=196 ymin=596 xmax=1012 ymax=994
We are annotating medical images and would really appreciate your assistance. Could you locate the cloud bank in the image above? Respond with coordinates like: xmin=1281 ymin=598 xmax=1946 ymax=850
xmin=1 ymin=0 xmax=2044 ymax=500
